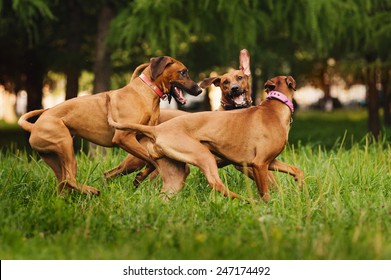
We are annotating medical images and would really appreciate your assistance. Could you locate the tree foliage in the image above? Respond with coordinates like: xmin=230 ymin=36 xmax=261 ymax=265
xmin=0 ymin=0 xmax=54 ymax=46
xmin=1 ymin=0 xmax=391 ymax=136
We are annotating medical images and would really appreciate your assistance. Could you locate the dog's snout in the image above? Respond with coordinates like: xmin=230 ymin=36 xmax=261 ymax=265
xmin=231 ymin=85 xmax=240 ymax=92
xmin=193 ymin=85 xmax=203 ymax=96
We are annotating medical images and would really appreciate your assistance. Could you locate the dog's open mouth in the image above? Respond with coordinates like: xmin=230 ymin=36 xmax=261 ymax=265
xmin=231 ymin=92 xmax=247 ymax=107
xmin=171 ymin=86 xmax=187 ymax=105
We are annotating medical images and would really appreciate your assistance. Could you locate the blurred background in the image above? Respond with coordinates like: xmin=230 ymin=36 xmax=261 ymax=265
xmin=0 ymin=0 xmax=390 ymax=149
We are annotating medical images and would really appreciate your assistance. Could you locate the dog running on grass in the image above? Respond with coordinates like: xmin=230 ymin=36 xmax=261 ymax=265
xmin=18 ymin=56 xmax=202 ymax=195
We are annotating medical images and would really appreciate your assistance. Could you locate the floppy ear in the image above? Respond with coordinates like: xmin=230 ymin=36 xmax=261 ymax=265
xmin=264 ymin=79 xmax=275 ymax=92
xmin=239 ymin=49 xmax=251 ymax=77
xmin=150 ymin=56 xmax=174 ymax=80
xmin=286 ymin=76 xmax=297 ymax=91
xmin=200 ymin=76 xmax=221 ymax=88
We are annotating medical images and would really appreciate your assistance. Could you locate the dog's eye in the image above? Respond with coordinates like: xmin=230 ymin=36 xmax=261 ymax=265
xmin=223 ymin=80 xmax=229 ymax=85
xmin=180 ymin=70 xmax=188 ymax=77
xmin=237 ymin=76 xmax=243 ymax=81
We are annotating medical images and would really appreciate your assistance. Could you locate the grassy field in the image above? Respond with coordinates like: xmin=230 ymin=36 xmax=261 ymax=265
xmin=0 ymin=109 xmax=390 ymax=259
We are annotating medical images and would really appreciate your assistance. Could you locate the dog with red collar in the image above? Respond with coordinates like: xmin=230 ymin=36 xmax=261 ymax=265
xmin=18 ymin=56 xmax=202 ymax=195
xmin=104 ymin=49 xmax=255 ymax=182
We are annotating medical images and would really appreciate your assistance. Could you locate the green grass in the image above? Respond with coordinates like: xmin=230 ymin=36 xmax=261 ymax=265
xmin=0 ymin=109 xmax=390 ymax=259
xmin=289 ymin=108 xmax=391 ymax=148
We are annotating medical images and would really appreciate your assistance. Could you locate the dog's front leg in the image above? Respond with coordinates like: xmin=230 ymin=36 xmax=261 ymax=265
xmin=112 ymin=130 xmax=155 ymax=165
xmin=104 ymin=154 xmax=146 ymax=180
xmin=104 ymin=134 xmax=151 ymax=182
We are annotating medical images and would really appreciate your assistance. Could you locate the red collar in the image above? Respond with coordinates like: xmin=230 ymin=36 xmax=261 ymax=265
xmin=139 ymin=73 xmax=167 ymax=99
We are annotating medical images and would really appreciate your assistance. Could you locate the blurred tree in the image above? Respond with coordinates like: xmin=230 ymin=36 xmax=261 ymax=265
xmin=108 ymin=0 xmax=261 ymax=73
xmin=65 ymin=0 xmax=82 ymax=100
xmin=93 ymin=2 xmax=115 ymax=93
xmin=0 ymin=0 xmax=54 ymax=111
xmin=332 ymin=0 xmax=391 ymax=138
xmin=1 ymin=0 xmax=390 ymax=141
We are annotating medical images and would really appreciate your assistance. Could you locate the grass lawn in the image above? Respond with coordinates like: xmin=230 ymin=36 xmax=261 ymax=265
xmin=0 ymin=109 xmax=390 ymax=259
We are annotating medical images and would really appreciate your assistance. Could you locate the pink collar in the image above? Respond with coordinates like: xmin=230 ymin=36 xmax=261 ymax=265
xmin=139 ymin=73 xmax=167 ymax=99
xmin=266 ymin=90 xmax=294 ymax=113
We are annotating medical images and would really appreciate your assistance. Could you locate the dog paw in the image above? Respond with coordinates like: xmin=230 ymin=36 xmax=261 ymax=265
xmin=295 ymin=170 xmax=305 ymax=187
xmin=83 ymin=185 xmax=100 ymax=196
xmin=262 ymin=193 xmax=271 ymax=202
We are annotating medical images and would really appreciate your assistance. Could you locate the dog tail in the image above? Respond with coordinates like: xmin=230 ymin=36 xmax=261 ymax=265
xmin=17 ymin=109 xmax=46 ymax=132
xmin=130 ymin=63 xmax=150 ymax=81
xmin=105 ymin=94 xmax=156 ymax=140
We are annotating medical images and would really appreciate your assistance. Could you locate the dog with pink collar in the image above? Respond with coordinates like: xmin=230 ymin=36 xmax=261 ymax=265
xmin=107 ymin=75 xmax=304 ymax=202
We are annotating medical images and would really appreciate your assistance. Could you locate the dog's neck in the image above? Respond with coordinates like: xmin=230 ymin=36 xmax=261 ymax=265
xmin=266 ymin=90 xmax=294 ymax=114
xmin=265 ymin=90 xmax=294 ymax=126
xmin=138 ymin=72 xmax=167 ymax=99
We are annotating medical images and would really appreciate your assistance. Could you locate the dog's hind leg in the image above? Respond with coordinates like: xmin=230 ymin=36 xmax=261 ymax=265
xmin=38 ymin=152 xmax=67 ymax=193
xmin=39 ymin=144 xmax=100 ymax=196
xmin=30 ymin=119 xmax=100 ymax=195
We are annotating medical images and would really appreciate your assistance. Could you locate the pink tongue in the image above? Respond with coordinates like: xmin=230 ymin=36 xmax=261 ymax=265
xmin=233 ymin=94 xmax=244 ymax=105
xmin=174 ymin=87 xmax=187 ymax=104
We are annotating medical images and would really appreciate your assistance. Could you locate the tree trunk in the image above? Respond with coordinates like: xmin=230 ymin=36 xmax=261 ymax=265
xmin=65 ymin=0 xmax=81 ymax=100
xmin=367 ymin=66 xmax=380 ymax=139
xmin=382 ymin=68 xmax=391 ymax=126
xmin=89 ymin=3 xmax=115 ymax=157
xmin=23 ymin=51 xmax=44 ymax=112
xmin=93 ymin=4 xmax=114 ymax=94
xmin=321 ymin=64 xmax=333 ymax=111
xmin=65 ymin=69 xmax=80 ymax=100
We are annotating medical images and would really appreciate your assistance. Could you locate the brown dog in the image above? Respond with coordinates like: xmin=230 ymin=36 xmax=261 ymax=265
xmin=104 ymin=49 xmax=254 ymax=183
xmin=107 ymin=76 xmax=304 ymax=201
xmin=202 ymin=50 xmax=253 ymax=111
xmin=18 ymin=56 xmax=202 ymax=195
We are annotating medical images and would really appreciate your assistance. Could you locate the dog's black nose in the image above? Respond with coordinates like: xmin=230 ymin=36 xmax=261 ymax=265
xmin=231 ymin=85 xmax=240 ymax=92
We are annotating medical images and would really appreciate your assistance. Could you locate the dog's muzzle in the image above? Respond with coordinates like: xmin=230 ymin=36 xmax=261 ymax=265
xmin=171 ymin=86 xmax=187 ymax=105
xmin=229 ymin=86 xmax=248 ymax=107
xmin=169 ymin=83 xmax=202 ymax=105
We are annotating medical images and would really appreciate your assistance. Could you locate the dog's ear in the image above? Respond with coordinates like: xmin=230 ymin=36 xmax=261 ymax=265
xmin=286 ymin=76 xmax=296 ymax=91
xmin=200 ymin=76 xmax=221 ymax=88
xmin=264 ymin=79 xmax=275 ymax=93
xmin=150 ymin=56 xmax=174 ymax=80
xmin=239 ymin=49 xmax=251 ymax=77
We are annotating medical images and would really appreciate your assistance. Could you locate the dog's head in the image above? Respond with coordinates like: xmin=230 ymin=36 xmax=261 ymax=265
xmin=149 ymin=56 xmax=202 ymax=105
xmin=264 ymin=76 xmax=296 ymax=94
xmin=200 ymin=49 xmax=252 ymax=109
